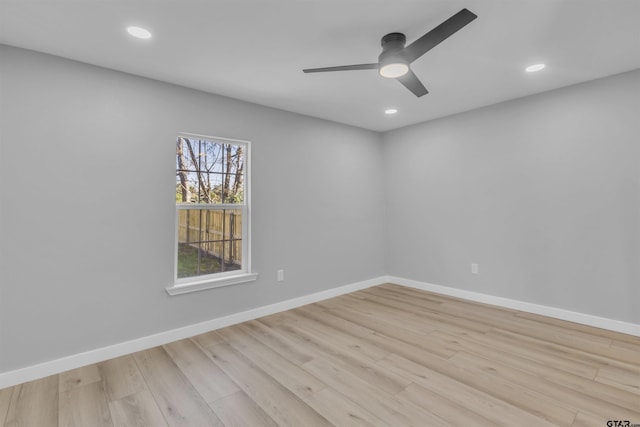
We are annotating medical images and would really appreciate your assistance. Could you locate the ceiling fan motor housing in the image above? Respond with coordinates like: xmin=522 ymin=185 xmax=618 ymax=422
xmin=380 ymin=32 xmax=406 ymax=49
xmin=379 ymin=33 xmax=409 ymax=75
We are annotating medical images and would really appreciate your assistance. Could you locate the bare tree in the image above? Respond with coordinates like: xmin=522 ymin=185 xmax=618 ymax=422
xmin=232 ymin=145 xmax=244 ymax=197
xmin=176 ymin=138 xmax=190 ymax=202
xmin=223 ymin=143 xmax=233 ymax=202
xmin=184 ymin=138 xmax=212 ymax=203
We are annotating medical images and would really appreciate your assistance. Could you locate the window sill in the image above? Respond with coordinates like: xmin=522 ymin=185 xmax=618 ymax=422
xmin=166 ymin=272 xmax=259 ymax=296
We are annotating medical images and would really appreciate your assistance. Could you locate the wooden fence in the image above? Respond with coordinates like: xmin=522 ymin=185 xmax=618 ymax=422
xmin=177 ymin=208 xmax=243 ymax=266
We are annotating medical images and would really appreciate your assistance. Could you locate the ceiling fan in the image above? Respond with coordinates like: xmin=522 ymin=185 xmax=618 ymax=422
xmin=303 ymin=8 xmax=477 ymax=97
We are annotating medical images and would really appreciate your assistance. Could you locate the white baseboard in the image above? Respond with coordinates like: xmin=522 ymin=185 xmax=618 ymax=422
xmin=3 ymin=274 xmax=637 ymax=389
xmin=386 ymin=275 xmax=640 ymax=337
xmin=0 ymin=276 xmax=386 ymax=389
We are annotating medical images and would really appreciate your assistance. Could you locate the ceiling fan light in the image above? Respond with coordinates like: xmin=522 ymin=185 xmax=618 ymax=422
xmin=379 ymin=62 xmax=409 ymax=78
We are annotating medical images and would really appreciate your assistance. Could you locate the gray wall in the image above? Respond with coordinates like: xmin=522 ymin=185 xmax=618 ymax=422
xmin=0 ymin=45 xmax=385 ymax=373
xmin=1 ymin=43 xmax=638 ymax=375
xmin=383 ymin=69 xmax=640 ymax=324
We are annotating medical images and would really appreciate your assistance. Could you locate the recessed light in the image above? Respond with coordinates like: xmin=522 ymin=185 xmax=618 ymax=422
xmin=525 ymin=63 xmax=545 ymax=73
xmin=127 ymin=26 xmax=152 ymax=40
xmin=385 ymin=108 xmax=398 ymax=115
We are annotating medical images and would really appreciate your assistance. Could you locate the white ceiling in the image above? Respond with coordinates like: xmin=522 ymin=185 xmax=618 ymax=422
xmin=1 ymin=0 xmax=639 ymax=132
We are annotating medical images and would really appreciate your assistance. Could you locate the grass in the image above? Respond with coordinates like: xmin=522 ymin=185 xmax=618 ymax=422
xmin=177 ymin=244 xmax=241 ymax=278
xmin=177 ymin=244 xmax=221 ymax=278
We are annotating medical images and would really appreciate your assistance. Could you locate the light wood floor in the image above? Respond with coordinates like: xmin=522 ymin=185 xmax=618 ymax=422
xmin=1 ymin=284 xmax=639 ymax=426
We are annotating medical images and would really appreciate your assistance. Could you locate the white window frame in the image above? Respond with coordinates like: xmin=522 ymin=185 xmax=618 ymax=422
xmin=166 ymin=133 xmax=257 ymax=295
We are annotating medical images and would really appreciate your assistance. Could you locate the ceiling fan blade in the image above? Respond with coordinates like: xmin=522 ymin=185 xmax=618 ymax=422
xmin=404 ymin=8 xmax=477 ymax=63
xmin=303 ymin=63 xmax=378 ymax=73
xmin=397 ymin=69 xmax=428 ymax=97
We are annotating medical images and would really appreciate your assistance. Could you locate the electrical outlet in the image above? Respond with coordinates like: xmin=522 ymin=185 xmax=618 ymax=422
xmin=277 ymin=269 xmax=284 ymax=282
xmin=471 ymin=263 xmax=479 ymax=274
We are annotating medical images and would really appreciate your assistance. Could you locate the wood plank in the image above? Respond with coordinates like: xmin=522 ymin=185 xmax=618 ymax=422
xmin=488 ymin=328 xmax=640 ymax=374
xmin=571 ymin=411 xmax=611 ymax=427
xmin=436 ymin=327 xmax=603 ymax=384
xmin=377 ymin=284 xmax=519 ymax=315
xmin=347 ymin=292 xmax=493 ymax=339
xmin=449 ymin=351 xmax=640 ymax=421
xmin=343 ymin=292 xmax=446 ymax=330
xmin=374 ymin=283 xmax=451 ymax=305
xmin=439 ymin=301 xmax=615 ymax=354
xmin=268 ymin=310 xmax=391 ymax=365
xmin=191 ymin=330 xmax=226 ymax=349
xmin=209 ymin=391 xmax=278 ymax=427
xmin=485 ymin=353 xmax=640 ymax=415
xmin=59 ymin=364 xmax=102 ymax=393
xmin=163 ymin=338 xmax=239 ymax=403
xmin=378 ymin=353 xmax=560 ymax=427
xmin=431 ymin=329 xmax=639 ymax=411
xmin=312 ymin=301 xmax=458 ymax=359
xmin=294 ymin=303 xmax=377 ymax=339
xmin=358 ymin=288 xmax=458 ymax=318
xmin=515 ymin=311 xmax=640 ymax=345
xmin=235 ymin=320 xmax=316 ymax=365
xmin=289 ymin=307 xmax=392 ymax=361
xmin=302 ymin=357 xmax=450 ymax=427
xmin=595 ymin=364 xmax=640 ymax=395
xmin=397 ymin=382 xmax=497 ymax=427
xmin=261 ymin=319 xmax=411 ymax=396
xmin=359 ymin=285 xmax=445 ymax=307
xmin=435 ymin=327 xmax=602 ymax=379
xmin=202 ymin=340 xmax=333 ymax=427
xmin=596 ymin=343 xmax=640 ymax=366
xmin=58 ymin=381 xmax=113 ymax=427
xmin=611 ymin=338 xmax=640 ymax=351
xmin=424 ymin=349 xmax=578 ymax=425
xmin=295 ymin=306 xmax=455 ymax=370
xmin=255 ymin=311 xmax=290 ymax=327
xmin=133 ymin=347 xmax=223 ymax=427
xmin=98 ymin=355 xmax=147 ymax=402
xmin=0 ymin=387 xmax=13 ymax=426
xmin=108 ymin=390 xmax=168 ymax=427
xmin=4 ymin=375 xmax=58 ymax=427
xmin=303 ymin=387 xmax=390 ymax=427
xmin=215 ymin=327 xmax=327 ymax=398
xmin=302 ymin=297 xmax=477 ymax=354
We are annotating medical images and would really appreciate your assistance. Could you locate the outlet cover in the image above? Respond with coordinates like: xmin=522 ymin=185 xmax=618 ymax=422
xmin=471 ymin=263 xmax=479 ymax=274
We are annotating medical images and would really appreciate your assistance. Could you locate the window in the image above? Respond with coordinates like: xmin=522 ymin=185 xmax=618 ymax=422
xmin=167 ymin=133 xmax=256 ymax=295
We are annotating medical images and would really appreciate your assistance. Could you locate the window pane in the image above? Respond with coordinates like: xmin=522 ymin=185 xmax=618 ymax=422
xmin=197 ymin=245 xmax=223 ymax=276
xmin=176 ymin=137 xmax=245 ymax=205
xmin=223 ymin=241 xmax=242 ymax=272
xmin=176 ymin=208 xmax=243 ymax=279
